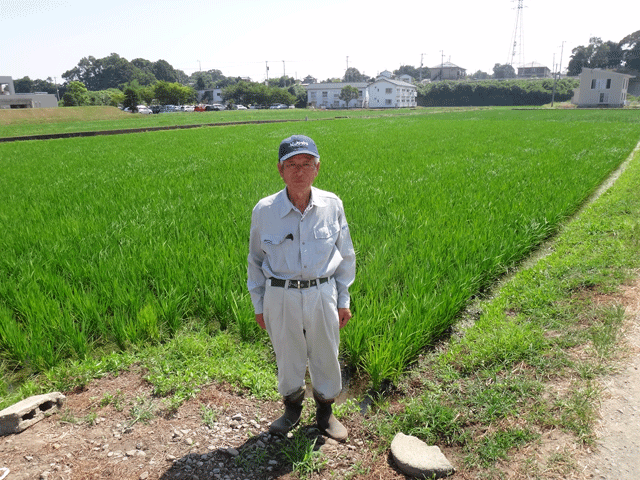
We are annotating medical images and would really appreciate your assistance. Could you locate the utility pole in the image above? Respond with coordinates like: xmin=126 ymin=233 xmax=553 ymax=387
xmin=551 ymin=41 xmax=565 ymax=107
xmin=420 ymin=53 xmax=426 ymax=81
xmin=283 ymin=60 xmax=286 ymax=78
xmin=265 ymin=61 xmax=269 ymax=85
xmin=346 ymin=56 xmax=349 ymax=81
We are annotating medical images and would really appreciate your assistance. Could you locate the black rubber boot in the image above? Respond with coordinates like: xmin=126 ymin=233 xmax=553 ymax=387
xmin=314 ymin=392 xmax=348 ymax=441
xmin=269 ymin=387 xmax=305 ymax=435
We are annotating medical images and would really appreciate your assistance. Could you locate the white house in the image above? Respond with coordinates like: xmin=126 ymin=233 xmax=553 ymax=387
xmin=571 ymin=68 xmax=634 ymax=108
xmin=367 ymin=77 xmax=417 ymax=108
xmin=0 ymin=76 xmax=58 ymax=109
xmin=196 ymin=88 xmax=224 ymax=104
xmin=430 ymin=62 xmax=466 ymax=81
xmin=306 ymin=82 xmax=369 ymax=109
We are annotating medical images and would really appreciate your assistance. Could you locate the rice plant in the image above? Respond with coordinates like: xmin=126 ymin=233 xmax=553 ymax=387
xmin=1 ymin=109 xmax=638 ymax=390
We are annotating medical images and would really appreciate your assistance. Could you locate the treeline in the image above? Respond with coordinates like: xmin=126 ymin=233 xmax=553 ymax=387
xmin=567 ymin=31 xmax=640 ymax=76
xmin=12 ymin=53 xmax=306 ymax=108
xmin=222 ymin=82 xmax=297 ymax=107
xmin=417 ymin=78 xmax=580 ymax=107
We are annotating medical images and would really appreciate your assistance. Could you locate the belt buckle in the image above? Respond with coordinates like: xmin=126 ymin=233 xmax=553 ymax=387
xmin=289 ymin=279 xmax=301 ymax=289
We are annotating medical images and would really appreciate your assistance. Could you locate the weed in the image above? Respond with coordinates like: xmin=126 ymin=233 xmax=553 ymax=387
xmin=280 ymin=430 xmax=327 ymax=479
xmin=126 ymin=396 xmax=156 ymax=428
xmin=200 ymin=404 xmax=218 ymax=428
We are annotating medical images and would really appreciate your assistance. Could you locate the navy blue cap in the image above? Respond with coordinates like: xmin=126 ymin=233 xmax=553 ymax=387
xmin=278 ymin=135 xmax=320 ymax=163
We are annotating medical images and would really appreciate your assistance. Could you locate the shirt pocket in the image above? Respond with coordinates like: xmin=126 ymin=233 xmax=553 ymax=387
xmin=313 ymin=222 xmax=340 ymax=256
xmin=261 ymin=234 xmax=289 ymax=248
xmin=261 ymin=233 xmax=292 ymax=272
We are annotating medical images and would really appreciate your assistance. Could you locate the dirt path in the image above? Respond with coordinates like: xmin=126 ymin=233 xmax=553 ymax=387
xmin=576 ymin=280 xmax=640 ymax=480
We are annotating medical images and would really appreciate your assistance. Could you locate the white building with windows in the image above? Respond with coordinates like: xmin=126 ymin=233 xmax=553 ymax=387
xmin=305 ymin=77 xmax=417 ymax=109
xmin=572 ymin=68 xmax=634 ymax=108
xmin=306 ymin=82 xmax=369 ymax=109
xmin=367 ymin=77 xmax=417 ymax=108
xmin=0 ymin=76 xmax=58 ymax=109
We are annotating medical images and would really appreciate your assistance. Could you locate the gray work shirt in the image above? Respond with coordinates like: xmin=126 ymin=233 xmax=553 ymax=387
xmin=247 ymin=186 xmax=356 ymax=314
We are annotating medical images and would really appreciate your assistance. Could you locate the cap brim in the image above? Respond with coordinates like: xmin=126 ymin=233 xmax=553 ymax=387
xmin=279 ymin=150 xmax=320 ymax=163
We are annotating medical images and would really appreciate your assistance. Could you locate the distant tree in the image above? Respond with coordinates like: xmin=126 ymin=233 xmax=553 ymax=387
xmin=153 ymin=81 xmax=196 ymax=105
xmin=493 ymin=63 xmax=516 ymax=79
xmin=13 ymin=76 xmax=34 ymax=93
xmin=567 ymin=37 xmax=624 ymax=75
xmin=620 ymin=30 xmax=640 ymax=72
xmin=107 ymin=88 xmax=125 ymax=106
xmin=131 ymin=58 xmax=157 ymax=85
xmin=63 ymin=53 xmax=154 ymax=90
xmin=152 ymin=60 xmax=179 ymax=83
xmin=222 ymin=81 xmax=295 ymax=107
xmin=471 ymin=70 xmax=490 ymax=80
xmin=339 ymin=85 xmax=359 ymax=108
xmin=87 ymin=90 xmax=112 ymax=106
xmin=62 ymin=81 xmax=89 ymax=106
xmin=343 ymin=67 xmax=367 ymax=82
xmin=267 ymin=76 xmax=296 ymax=88
xmin=288 ymin=83 xmax=308 ymax=108
xmin=394 ymin=65 xmax=429 ymax=81
xmin=123 ymin=87 xmax=141 ymax=111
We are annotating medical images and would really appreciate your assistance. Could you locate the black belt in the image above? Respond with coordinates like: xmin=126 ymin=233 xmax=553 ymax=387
xmin=270 ymin=277 xmax=329 ymax=289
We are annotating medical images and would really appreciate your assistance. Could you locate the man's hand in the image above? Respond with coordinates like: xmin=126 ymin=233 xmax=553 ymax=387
xmin=338 ymin=308 xmax=352 ymax=329
xmin=255 ymin=313 xmax=266 ymax=330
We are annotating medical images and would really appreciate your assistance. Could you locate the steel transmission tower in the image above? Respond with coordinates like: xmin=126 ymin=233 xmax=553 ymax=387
xmin=507 ymin=0 xmax=525 ymax=68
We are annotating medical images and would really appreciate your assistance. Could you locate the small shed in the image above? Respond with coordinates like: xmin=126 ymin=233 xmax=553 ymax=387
xmin=571 ymin=68 xmax=634 ymax=108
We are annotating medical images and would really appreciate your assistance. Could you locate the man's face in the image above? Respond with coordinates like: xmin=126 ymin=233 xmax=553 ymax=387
xmin=278 ymin=153 xmax=320 ymax=193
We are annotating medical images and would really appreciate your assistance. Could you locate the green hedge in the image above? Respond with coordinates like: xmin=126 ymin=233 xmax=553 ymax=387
xmin=418 ymin=78 xmax=580 ymax=107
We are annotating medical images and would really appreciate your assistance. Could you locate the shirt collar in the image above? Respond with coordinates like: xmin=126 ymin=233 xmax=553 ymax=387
xmin=277 ymin=187 xmax=326 ymax=217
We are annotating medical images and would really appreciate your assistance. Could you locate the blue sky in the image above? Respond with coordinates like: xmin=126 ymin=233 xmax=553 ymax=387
xmin=2 ymin=0 xmax=637 ymax=84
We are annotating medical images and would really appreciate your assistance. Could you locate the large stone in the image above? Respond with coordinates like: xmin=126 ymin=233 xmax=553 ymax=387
xmin=0 ymin=392 xmax=66 ymax=436
xmin=391 ymin=432 xmax=455 ymax=479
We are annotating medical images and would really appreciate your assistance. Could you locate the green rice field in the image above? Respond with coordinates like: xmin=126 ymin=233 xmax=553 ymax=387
xmin=1 ymin=108 xmax=639 ymax=388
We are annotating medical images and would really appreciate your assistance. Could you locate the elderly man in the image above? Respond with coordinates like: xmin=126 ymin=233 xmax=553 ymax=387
xmin=247 ymin=134 xmax=356 ymax=441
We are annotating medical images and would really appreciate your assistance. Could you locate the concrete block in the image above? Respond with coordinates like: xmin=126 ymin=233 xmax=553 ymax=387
xmin=0 ymin=392 xmax=66 ymax=436
xmin=391 ymin=432 xmax=455 ymax=479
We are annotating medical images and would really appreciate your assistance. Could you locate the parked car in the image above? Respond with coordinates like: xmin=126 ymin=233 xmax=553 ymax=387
xmin=194 ymin=104 xmax=207 ymax=112
xmin=269 ymin=103 xmax=288 ymax=109
xmin=236 ymin=104 xmax=247 ymax=110
xmin=137 ymin=105 xmax=152 ymax=114
xmin=205 ymin=104 xmax=226 ymax=111
xmin=150 ymin=105 xmax=162 ymax=114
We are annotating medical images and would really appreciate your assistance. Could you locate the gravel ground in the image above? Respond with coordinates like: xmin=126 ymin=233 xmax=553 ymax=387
xmin=577 ymin=284 xmax=640 ymax=480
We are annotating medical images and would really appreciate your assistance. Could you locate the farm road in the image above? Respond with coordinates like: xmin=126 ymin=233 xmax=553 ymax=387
xmin=577 ymin=279 xmax=640 ymax=480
